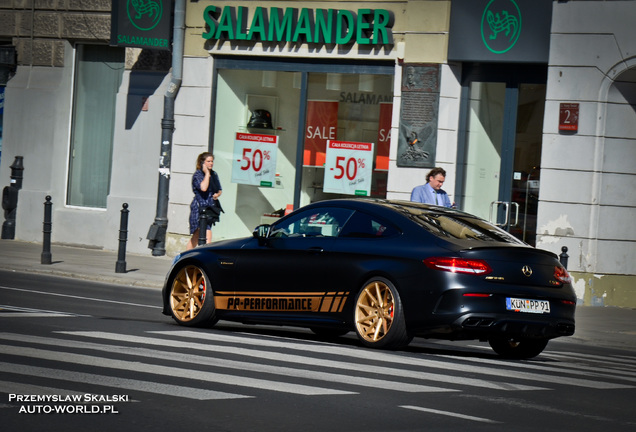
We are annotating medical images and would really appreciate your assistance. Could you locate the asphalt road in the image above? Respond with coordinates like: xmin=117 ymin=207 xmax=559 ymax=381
xmin=1 ymin=270 xmax=635 ymax=432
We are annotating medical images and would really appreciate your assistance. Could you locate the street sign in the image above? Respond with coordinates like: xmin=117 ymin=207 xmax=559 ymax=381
xmin=559 ymin=103 xmax=579 ymax=132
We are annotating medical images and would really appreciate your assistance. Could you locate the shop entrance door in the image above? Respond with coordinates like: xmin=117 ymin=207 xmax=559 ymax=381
xmin=457 ymin=64 xmax=546 ymax=245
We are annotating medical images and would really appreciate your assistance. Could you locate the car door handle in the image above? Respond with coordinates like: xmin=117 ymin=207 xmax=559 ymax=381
xmin=307 ymin=247 xmax=324 ymax=253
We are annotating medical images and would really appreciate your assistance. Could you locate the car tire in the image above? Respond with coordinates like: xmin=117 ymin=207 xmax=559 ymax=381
xmin=488 ymin=337 xmax=549 ymax=359
xmin=168 ymin=264 xmax=218 ymax=327
xmin=354 ymin=277 xmax=412 ymax=349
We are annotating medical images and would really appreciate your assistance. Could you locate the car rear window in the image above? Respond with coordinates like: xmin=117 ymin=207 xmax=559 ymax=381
xmin=410 ymin=211 xmax=523 ymax=244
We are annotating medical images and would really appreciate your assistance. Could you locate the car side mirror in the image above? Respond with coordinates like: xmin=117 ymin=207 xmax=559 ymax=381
xmin=253 ymin=224 xmax=271 ymax=245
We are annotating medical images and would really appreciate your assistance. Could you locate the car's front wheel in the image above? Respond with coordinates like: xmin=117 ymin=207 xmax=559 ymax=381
xmin=354 ymin=277 xmax=411 ymax=349
xmin=168 ymin=264 xmax=218 ymax=327
xmin=488 ymin=337 xmax=549 ymax=359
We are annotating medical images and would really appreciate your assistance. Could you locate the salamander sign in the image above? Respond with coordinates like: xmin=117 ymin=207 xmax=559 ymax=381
xmin=110 ymin=0 xmax=172 ymax=51
xmin=202 ymin=6 xmax=394 ymax=46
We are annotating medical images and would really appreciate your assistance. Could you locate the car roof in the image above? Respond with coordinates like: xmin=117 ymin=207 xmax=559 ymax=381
xmin=307 ymin=198 xmax=471 ymax=218
xmin=304 ymin=198 xmax=525 ymax=247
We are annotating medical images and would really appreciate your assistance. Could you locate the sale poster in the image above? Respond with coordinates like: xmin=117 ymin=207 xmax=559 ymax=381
xmin=231 ymin=132 xmax=278 ymax=187
xmin=323 ymin=140 xmax=374 ymax=196
xmin=376 ymin=102 xmax=392 ymax=171
xmin=303 ymin=100 xmax=338 ymax=167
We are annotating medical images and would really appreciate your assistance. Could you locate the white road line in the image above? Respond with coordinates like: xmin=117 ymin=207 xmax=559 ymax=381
xmin=0 ymin=333 xmax=454 ymax=394
xmin=0 ymin=313 xmax=78 ymax=318
xmin=435 ymin=352 xmax=636 ymax=383
xmin=0 ymin=344 xmax=353 ymax=396
xmin=0 ymin=381 xmax=86 ymax=398
xmin=0 ymin=362 xmax=248 ymax=400
xmin=149 ymin=330 xmax=634 ymax=390
xmin=0 ymin=305 xmax=89 ymax=317
xmin=58 ymin=331 xmax=547 ymax=392
xmin=400 ymin=405 xmax=501 ymax=424
xmin=543 ymin=351 xmax=636 ymax=369
xmin=0 ymin=286 xmax=160 ymax=309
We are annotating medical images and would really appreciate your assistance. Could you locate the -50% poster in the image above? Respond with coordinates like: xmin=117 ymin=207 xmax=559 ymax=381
xmin=231 ymin=132 xmax=278 ymax=187
xmin=323 ymin=140 xmax=374 ymax=196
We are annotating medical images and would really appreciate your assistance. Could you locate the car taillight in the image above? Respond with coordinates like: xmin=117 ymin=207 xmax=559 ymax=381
xmin=423 ymin=257 xmax=492 ymax=275
xmin=554 ymin=266 xmax=572 ymax=284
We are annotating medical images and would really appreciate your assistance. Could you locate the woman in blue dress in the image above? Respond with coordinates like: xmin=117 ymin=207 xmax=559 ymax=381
xmin=186 ymin=152 xmax=222 ymax=250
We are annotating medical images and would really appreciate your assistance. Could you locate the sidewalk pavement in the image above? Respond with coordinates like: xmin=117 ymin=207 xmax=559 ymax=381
xmin=0 ymin=238 xmax=634 ymax=352
xmin=0 ymin=239 xmax=172 ymax=289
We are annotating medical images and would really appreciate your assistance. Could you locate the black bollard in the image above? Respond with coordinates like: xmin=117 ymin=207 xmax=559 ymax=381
xmin=559 ymin=246 xmax=569 ymax=269
xmin=1 ymin=156 xmax=24 ymax=239
xmin=41 ymin=195 xmax=52 ymax=265
xmin=115 ymin=203 xmax=129 ymax=273
xmin=197 ymin=213 xmax=207 ymax=246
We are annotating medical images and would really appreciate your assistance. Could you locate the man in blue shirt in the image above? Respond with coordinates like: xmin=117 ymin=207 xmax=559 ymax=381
xmin=410 ymin=167 xmax=454 ymax=207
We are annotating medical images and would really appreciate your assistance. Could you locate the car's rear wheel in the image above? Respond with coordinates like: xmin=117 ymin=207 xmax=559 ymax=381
xmin=169 ymin=264 xmax=218 ymax=327
xmin=354 ymin=277 xmax=411 ymax=349
xmin=488 ymin=337 xmax=549 ymax=359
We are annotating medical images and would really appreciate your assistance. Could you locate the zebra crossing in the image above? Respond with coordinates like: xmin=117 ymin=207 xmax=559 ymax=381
xmin=1 ymin=329 xmax=635 ymax=402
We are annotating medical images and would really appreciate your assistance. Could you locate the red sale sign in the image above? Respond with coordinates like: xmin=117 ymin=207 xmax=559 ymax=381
xmin=303 ymin=100 xmax=338 ymax=167
xmin=231 ymin=132 xmax=278 ymax=187
xmin=376 ymin=102 xmax=392 ymax=171
xmin=323 ymin=140 xmax=374 ymax=196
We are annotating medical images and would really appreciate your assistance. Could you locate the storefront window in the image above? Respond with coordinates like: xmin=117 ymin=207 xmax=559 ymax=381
xmin=0 ymin=86 xmax=4 ymax=165
xmin=301 ymin=72 xmax=392 ymax=206
xmin=211 ymin=62 xmax=393 ymax=240
xmin=67 ymin=45 xmax=124 ymax=208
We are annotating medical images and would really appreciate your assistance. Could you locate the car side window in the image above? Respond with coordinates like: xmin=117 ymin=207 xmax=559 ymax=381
xmin=270 ymin=208 xmax=354 ymax=238
xmin=338 ymin=211 xmax=399 ymax=238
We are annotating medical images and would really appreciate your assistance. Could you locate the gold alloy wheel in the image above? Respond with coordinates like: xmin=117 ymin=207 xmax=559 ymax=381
xmin=170 ymin=265 xmax=207 ymax=322
xmin=355 ymin=280 xmax=395 ymax=343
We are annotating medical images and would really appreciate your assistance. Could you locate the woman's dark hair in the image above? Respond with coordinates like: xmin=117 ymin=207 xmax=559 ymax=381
xmin=196 ymin=152 xmax=214 ymax=171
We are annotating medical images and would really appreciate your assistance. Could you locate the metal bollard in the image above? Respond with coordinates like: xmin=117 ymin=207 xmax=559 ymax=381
xmin=559 ymin=246 xmax=569 ymax=269
xmin=41 ymin=195 xmax=52 ymax=265
xmin=1 ymin=156 xmax=24 ymax=239
xmin=197 ymin=213 xmax=207 ymax=246
xmin=115 ymin=203 xmax=129 ymax=273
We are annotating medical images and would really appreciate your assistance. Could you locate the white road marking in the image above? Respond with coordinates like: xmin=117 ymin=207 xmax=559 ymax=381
xmin=0 ymin=333 xmax=454 ymax=394
xmin=151 ymin=330 xmax=633 ymax=390
xmin=400 ymin=405 xmax=501 ymax=424
xmin=61 ymin=331 xmax=547 ymax=392
xmin=0 ymin=286 xmax=160 ymax=309
xmin=0 ymin=343 xmax=353 ymax=396
xmin=0 ymin=362 xmax=248 ymax=400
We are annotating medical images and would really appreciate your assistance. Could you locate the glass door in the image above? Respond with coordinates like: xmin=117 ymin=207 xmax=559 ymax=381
xmin=458 ymin=64 xmax=546 ymax=245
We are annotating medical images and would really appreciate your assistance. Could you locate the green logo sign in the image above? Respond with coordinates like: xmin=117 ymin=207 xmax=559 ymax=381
xmin=127 ymin=0 xmax=163 ymax=31
xmin=481 ymin=0 xmax=521 ymax=54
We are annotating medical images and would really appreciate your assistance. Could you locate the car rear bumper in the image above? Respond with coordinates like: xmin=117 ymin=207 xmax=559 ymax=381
xmin=452 ymin=313 xmax=575 ymax=339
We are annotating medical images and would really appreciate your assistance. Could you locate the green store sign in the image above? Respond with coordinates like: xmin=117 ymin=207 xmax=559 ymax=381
xmin=110 ymin=0 xmax=171 ymax=51
xmin=481 ymin=0 xmax=521 ymax=54
xmin=202 ymin=6 xmax=395 ymax=45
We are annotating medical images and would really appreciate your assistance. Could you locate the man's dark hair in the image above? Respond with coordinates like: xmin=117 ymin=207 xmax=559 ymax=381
xmin=426 ymin=167 xmax=446 ymax=183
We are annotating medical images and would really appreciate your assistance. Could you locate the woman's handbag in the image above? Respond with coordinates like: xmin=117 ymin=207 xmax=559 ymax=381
xmin=201 ymin=202 xmax=223 ymax=225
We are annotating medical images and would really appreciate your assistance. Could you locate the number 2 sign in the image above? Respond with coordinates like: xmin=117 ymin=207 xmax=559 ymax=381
xmin=559 ymin=103 xmax=579 ymax=132
xmin=323 ymin=140 xmax=374 ymax=196
xmin=231 ymin=132 xmax=278 ymax=187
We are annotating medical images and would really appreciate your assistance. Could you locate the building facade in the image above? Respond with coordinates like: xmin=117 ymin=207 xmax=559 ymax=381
xmin=0 ymin=0 xmax=634 ymax=307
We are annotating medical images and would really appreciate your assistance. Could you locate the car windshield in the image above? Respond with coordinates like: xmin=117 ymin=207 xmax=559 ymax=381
xmin=396 ymin=205 xmax=523 ymax=244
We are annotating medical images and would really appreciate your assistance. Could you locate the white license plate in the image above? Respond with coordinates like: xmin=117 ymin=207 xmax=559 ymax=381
xmin=506 ymin=297 xmax=550 ymax=314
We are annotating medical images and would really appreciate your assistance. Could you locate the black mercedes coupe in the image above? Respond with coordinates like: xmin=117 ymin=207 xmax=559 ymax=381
xmin=162 ymin=199 xmax=576 ymax=359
